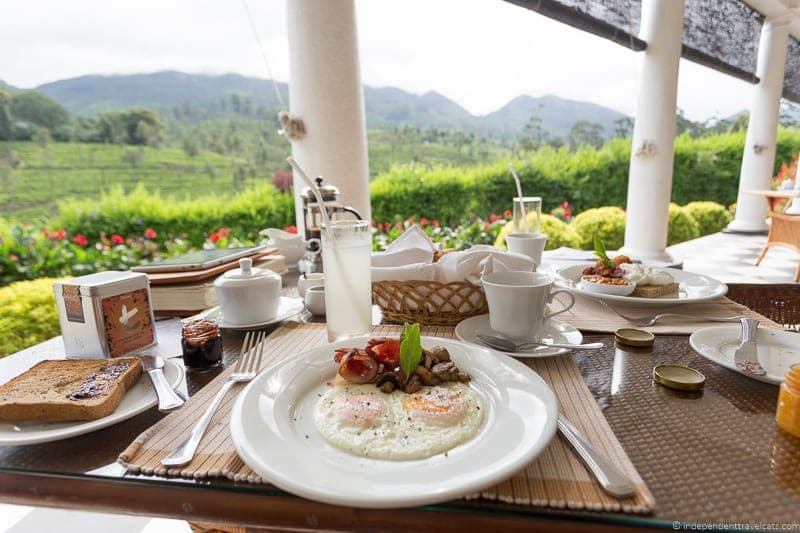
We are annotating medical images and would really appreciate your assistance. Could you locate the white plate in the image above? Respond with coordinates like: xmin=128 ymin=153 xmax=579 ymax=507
xmin=216 ymin=297 xmax=304 ymax=329
xmin=230 ymin=336 xmax=558 ymax=508
xmin=0 ymin=359 xmax=184 ymax=445
xmin=454 ymin=314 xmax=583 ymax=357
xmin=556 ymin=264 xmax=727 ymax=308
xmin=689 ymin=326 xmax=800 ymax=385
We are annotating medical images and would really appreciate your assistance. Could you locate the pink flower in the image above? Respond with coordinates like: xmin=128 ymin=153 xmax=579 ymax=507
xmin=10 ymin=254 xmax=18 ymax=262
xmin=489 ymin=214 xmax=500 ymax=223
xmin=420 ymin=217 xmax=429 ymax=226
xmin=483 ymin=222 xmax=490 ymax=230
xmin=432 ymin=220 xmax=440 ymax=229
xmin=110 ymin=234 xmax=125 ymax=245
xmin=144 ymin=228 xmax=157 ymax=239
xmin=395 ymin=221 xmax=403 ymax=232
xmin=73 ymin=235 xmax=88 ymax=247
xmin=405 ymin=218 xmax=415 ymax=226
xmin=504 ymin=209 xmax=512 ymax=219
xmin=217 ymin=228 xmax=229 ymax=238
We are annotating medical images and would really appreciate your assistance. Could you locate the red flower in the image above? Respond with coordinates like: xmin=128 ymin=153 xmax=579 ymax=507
xmin=405 ymin=218 xmax=415 ymax=226
xmin=489 ymin=214 xmax=500 ymax=223
xmin=504 ymin=209 xmax=512 ymax=219
xmin=209 ymin=232 xmax=220 ymax=244
xmin=432 ymin=220 xmax=440 ymax=229
xmin=144 ymin=228 xmax=157 ymax=239
xmin=217 ymin=228 xmax=229 ymax=238
xmin=420 ymin=217 xmax=429 ymax=226
xmin=73 ymin=234 xmax=88 ymax=247
xmin=110 ymin=234 xmax=125 ymax=245
xmin=284 ymin=225 xmax=298 ymax=234
xmin=561 ymin=201 xmax=570 ymax=209
xmin=395 ymin=221 xmax=404 ymax=232
xmin=43 ymin=230 xmax=52 ymax=238
xmin=10 ymin=254 xmax=18 ymax=262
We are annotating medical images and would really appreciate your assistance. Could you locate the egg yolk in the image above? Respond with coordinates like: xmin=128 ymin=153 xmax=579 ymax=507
xmin=334 ymin=393 xmax=388 ymax=428
xmin=403 ymin=389 xmax=466 ymax=426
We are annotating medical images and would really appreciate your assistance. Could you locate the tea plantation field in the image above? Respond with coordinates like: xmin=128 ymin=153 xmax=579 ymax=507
xmin=1 ymin=142 xmax=257 ymax=222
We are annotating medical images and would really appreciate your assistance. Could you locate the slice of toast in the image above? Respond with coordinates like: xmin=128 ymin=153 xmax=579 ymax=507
xmin=0 ymin=358 xmax=143 ymax=422
xmin=632 ymin=282 xmax=679 ymax=298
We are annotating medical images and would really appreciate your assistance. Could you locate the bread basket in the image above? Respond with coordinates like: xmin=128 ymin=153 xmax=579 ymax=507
xmin=371 ymin=280 xmax=487 ymax=326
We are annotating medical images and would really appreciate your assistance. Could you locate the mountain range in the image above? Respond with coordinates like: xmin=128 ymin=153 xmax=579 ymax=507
xmin=4 ymin=71 xmax=629 ymax=140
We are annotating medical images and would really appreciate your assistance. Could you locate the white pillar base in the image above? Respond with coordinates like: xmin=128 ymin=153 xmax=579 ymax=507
xmin=617 ymin=245 xmax=675 ymax=265
xmin=724 ymin=218 xmax=770 ymax=233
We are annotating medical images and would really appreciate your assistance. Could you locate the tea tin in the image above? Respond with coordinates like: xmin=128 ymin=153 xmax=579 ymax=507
xmin=53 ymin=271 xmax=157 ymax=359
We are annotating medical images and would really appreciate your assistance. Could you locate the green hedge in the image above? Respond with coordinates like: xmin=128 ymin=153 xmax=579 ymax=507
xmin=494 ymin=214 xmax=580 ymax=250
xmin=370 ymin=129 xmax=800 ymax=223
xmin=682 ymin=201 xmax=733 ymax=236
xmin=571 ymin=207 xmax=627 ymax=249
xmin=56 ymin=183 xmax=294 ymax=247
xmin=0 ymin=277 xmax=62 ymax=357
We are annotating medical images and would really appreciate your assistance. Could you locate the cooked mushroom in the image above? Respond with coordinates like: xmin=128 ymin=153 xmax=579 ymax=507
xmin=404 ymin=375 xmax=423 ymax=394
xmin=425 ymin=346 xmax=450 ymax=362
xmin=376 ymin=372 xmax=400 ymax=393
xmin=413 ymin=365 xmax=441 ymax=386
xmin=457 ymin=371 xmax=471 ymax=382
xmin=431 ymin=361 xmax=456 ymax=381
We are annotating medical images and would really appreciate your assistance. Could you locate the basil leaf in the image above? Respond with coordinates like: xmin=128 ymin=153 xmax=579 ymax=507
xmin=593 ymin=233 xmax=613 ymax=268
xmin=399 ymin=323 xmax=422 ymax=384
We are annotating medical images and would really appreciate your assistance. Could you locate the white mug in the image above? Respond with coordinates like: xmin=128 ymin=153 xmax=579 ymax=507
xmin=297 ymin=273 xmax=324 ymax=299
xmin=304 ymin=285 xmax=326 ymax=316
xmin=481 ymin=271 xmax=574 ymax=342
xmin=505 ymin=233 xmax=548 ymax=268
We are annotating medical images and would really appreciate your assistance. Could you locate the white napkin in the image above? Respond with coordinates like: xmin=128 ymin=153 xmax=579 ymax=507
xmin=372 ymin=263 xmax=437 ymax=282
xmin=435 ymin=245 xmax=537 ymax=284
xmin=371 ymin=225 xmax=437 ymax=268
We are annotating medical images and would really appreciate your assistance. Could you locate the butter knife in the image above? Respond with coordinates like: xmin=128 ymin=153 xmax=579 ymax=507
xmin=140 ymin=355 xmax=184 ymax=412
xmin=557 ymin=414 xmax=636 ymax=498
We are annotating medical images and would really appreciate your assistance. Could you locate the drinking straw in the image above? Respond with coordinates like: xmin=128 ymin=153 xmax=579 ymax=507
xmin=508 ymin=164 xmax=529 ymax=233
xmin=287 ymin=157 xmax=335 ymax=242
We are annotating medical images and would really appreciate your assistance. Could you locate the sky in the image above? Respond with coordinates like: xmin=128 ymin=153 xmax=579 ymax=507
xmin=0 ymin=0 xmax=758 ymax=122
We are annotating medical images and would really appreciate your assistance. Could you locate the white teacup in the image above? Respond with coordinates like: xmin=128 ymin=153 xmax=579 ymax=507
xmin=481 ymin=271 xmax=574 ymax=342
xmin=297 ymin=273 xmax=324 ymax=299
xmin=505 ymin=232 xmax=548 ymax=268
xmin=304 ymin=285 xmax=326 ymax=316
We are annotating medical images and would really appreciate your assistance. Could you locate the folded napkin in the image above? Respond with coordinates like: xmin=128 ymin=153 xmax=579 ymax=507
xmin=371 ymin=225 xmax=437 ymax=268
xmin=372 ymin=227 xmax=536 ymax=285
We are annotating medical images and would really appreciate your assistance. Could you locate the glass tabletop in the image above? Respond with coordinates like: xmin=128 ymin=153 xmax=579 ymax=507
xmin=0 ymin=316 xmax=798 ymax=529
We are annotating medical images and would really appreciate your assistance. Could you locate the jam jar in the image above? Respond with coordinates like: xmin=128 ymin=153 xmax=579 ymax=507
xmin=181 ymin=318 xmax=222 ymax=371
xmin=776 ymin=364 xmax=800 ymax=437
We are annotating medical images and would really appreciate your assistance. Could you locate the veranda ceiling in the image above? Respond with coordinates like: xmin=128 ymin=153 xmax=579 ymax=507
xmin=504 ymin=0 xmax=800 ymax=103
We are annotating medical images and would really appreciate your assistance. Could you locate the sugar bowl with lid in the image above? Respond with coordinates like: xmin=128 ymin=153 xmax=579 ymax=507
xmin=214 ymin=257 xmax=282 ymax=326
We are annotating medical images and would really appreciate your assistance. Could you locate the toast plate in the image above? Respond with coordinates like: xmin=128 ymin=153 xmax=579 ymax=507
xmin=0 ymin=359 xmax=184 ymax=445
xmin=555 ymin=264 xmax=727 ymax=308
xmin=689 ymin=326 xmax=800 ymax=385
xmin=230 ymin=336 xmax=558 ymax=508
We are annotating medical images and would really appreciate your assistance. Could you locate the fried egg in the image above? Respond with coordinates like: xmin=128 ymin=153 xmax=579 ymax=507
xmin=314 ymin=382 xmax=483 ymax=460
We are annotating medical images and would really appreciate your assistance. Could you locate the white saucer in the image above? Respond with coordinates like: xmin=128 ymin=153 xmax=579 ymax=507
xmin=689 ymin=326 xmax=800 ymax=385
xmin=217 ymin=297 xmax=305 ymax=330
xmin=455 ymin=314 xmax=583 ymax=357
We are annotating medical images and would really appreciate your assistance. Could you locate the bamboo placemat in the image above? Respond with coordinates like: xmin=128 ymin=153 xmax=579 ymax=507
xmin=556 ymin=296 xmax=781 ymax=334
xmin=120 ymin=323 xmax=655 ymax=513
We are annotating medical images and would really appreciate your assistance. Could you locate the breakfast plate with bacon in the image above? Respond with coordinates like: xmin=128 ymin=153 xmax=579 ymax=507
xmin=229 ymin=326 xmax=558 ymax=508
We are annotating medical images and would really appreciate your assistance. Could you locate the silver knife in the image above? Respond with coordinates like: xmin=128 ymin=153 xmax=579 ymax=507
xmin=557 ymin=414 xmax=636 ymax=498
xmin=139 ymin=355 xmax=185 ymax=412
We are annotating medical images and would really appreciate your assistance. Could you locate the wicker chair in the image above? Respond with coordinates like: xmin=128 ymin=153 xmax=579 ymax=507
xmin=726 ymin=283 xmax=800 ymax=331
xmin=755 ymin=211 xmax=800 ymax=282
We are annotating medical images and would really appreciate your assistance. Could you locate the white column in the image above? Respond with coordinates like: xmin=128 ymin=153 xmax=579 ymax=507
xmin=726 ymin=16 xmax=791 ymax=232
xmin=620 ymin=0 xmax=685 ymax=263
xmin=285 ymin=0 xmax=371 ymax=233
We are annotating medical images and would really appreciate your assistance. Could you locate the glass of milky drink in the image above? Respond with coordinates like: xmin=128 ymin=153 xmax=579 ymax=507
xmin=321 ymin=220 xmax=372 ymax=342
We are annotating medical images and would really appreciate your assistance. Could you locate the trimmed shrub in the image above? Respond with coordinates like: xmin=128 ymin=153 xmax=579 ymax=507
xmin=494 ymin=214 xmax=581 ymax=250
xmin=682 ymin=201 xmax=733 ymax=236
xmin=0 ymin=277 xmax=62 ymax=357
xmin=668 ymin=203 xmax=701 ymax=245
xmin=570 ymin=207 xmax=627 ymax=249
xmin=56 ymin=183 xmax=294 ymax=247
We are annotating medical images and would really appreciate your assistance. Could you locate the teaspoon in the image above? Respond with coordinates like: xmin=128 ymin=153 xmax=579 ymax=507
xmin=476 ymin=334 xmax=603 ymax=352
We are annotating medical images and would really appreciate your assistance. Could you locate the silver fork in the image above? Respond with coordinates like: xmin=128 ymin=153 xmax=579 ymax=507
xmin=161 ymin=330 xmax=265 ymax=467
xmin=597 ymin=299 xmax=743 ymax=327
